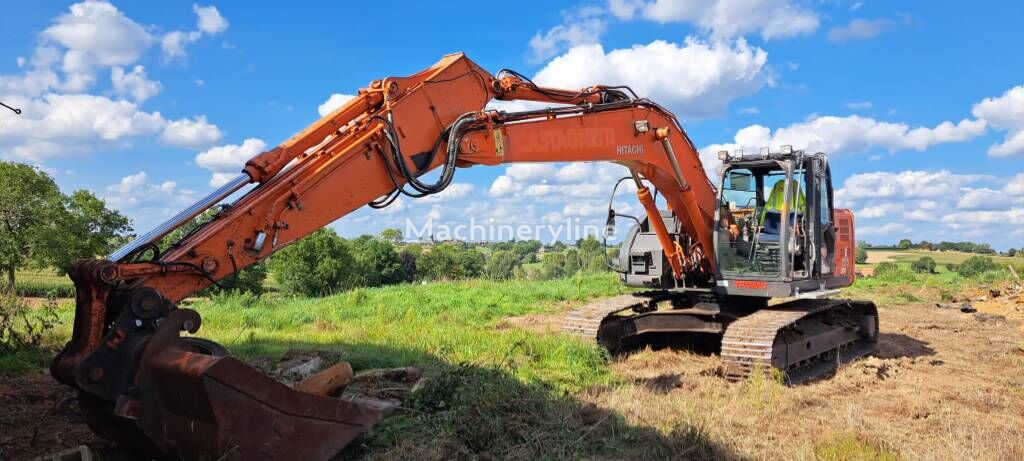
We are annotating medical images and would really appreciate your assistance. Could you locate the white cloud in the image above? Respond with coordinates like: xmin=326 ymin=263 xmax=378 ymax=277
xmin=858 ymin=222 xmax=912 ymax=236
xmin=1006 ymin=174 xmax=1024 ymax=195
xmin=971 ymin=85 xmax=1024 ymax=157
xmin=0 ymin=1 xmax=230 ymax=162
xmin=193 ymin=4 xmax=229 ymax=35
xmin=208 ymin=172 xmax=237 ymax=188
xmin=196 ymin=138 xmax=266 ymax=172
xmin=489 ymin=175 xmax=516 ymax=197
xmin=317 ymin=93 xmax=355 ymax=117
xmin=162 ymin=4 xmax=229 ymax=61
xmin=42 ymin=0 xmax=154 ymax=79
xmin=902 ymin=208 xmax=935 ymax=222
xmin=110 ymin=65 xmax=161 ymax=102
xmin=834 ymin=170 xmax=1024 ymax=246
xmin=529 ymin=6 xmax=606 ymax=61
xmin=738 ymin=107 xmax=759 ymax=115
xmin=703 ymin=115 xmax=986 ymax=158
xmin=506 ymin=164 xmax=559 ymax=182
xmin=941 ymin=208 xmax=1024 ymax=226
xmin=611 ymin=0 xmax=819 ymax=40
xmin=563 ymin=201 xmax=609 ymax=217
xmin=418 ymin=183 xmax=476 ymax=203
xmin=827 ymin=18 xmax=897 ymax=43
xmin=844 ymin=101 xmax=872 ymax=110
xmin=837 ymin=170 xmax=982 ymax=201
xmin=857 ymin=203 xmax=901 ymax=218
xmin=161 ymin=115 xmax=223 ymax=148
xmin=486 ymin=99 xmax=570 ymax=113
xmin=0 ymin=94 xmax=167 ymax=160
xmin=103 ymin=171 xmax=198 ymax=230
xmin=161 ymin=31 xmax=201 ymax=61
xmin=487 ymin=162 xmax=632 ymax=204
xmin=534 ymin=38 xmax=770 ymax=118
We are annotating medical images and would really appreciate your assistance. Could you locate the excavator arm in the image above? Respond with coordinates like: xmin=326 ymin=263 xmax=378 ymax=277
xmin=51 ymin=53 xmax=717 ymax=460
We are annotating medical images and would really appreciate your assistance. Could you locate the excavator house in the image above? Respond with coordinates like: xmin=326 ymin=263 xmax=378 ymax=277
xmin=50 ymin=53 xmax=877 ymax=459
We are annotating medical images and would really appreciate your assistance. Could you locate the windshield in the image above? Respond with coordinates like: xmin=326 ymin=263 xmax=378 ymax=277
xmin=716 ymin=165 xmax=806 ymax=277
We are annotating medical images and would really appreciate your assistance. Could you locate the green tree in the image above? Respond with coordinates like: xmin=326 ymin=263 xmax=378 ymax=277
xmin=0 ymin=163 xmax=65 ymax=292
xmin=269 ymin=228 xmax=356 ymax=295
xmin=158 ymin=208 xmax=266 ymax=295
xmin=897 ymin=239 xmax=912 ymax=249
xmin=216 ymin=263 xmax=268 ymax=295
xmin=910 ymin=256 xmax=936 ymax=273
xmin=511 ymin=240 xmax=542 ymax=264
xmin=399 ymin=250 xmax=417 ymax=282
xmin=855 ymin=246 xmax=868 ymax=264
xmin=540 ymin=253 xmax=566 ymax=279
xmin=416 ymin=244 xmax=464 ymax=280
xmin=956 ymin=256 xmax=1000 ymax=278
xmin=350 ymin=237 xmax=404 ymax=287
xmin=485 ymin=250 xmax=518 ymax=280
xmin=56 ymin=190 xmax=132 ymax=269
xmin=577 ymin=235 xmax=606 ymax=272
xmin=564 ymin=249 xmax=581 ymax=276
xmin=379 ymin=228 xmax=403 ymax=245
xmin=458 ymin=248 xmax=486 ymax=277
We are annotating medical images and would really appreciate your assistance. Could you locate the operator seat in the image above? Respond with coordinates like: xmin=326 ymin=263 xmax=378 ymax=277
xmin=758 ymin=179 xmax=804 ymax=243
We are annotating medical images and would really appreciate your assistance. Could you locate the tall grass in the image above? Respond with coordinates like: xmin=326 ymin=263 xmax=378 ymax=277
xmin=191 ymin=274 xmax=628 ymax=392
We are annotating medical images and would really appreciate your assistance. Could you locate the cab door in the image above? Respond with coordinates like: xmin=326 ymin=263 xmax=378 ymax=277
xmin=811 ymin=157 xmax=836 ymax=276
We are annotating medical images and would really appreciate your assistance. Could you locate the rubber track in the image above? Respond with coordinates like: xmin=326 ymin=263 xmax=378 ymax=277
xmin=720 ymin=298 xmax=877 ymax=383
xmin=561 ymin=294 xmax=654 ymax=339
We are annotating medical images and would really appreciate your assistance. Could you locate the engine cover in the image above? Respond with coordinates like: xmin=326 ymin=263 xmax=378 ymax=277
xmin=618 ymin=210 xmax=680 ymax=289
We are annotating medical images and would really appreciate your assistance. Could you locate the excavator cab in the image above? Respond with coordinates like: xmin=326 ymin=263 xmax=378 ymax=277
xmin=712 ymin=148 xmax=856 ymax=298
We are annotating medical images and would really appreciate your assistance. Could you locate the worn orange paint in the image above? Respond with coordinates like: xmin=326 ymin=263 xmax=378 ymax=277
xmin=134 ymin=53 xmax=718 ymax=302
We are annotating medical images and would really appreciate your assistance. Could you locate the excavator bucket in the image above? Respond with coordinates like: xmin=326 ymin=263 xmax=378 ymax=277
xmin=52 ymin=263 xmax=395 ymax=460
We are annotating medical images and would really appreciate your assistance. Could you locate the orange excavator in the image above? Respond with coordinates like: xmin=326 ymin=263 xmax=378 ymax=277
xmin=51 ymin=53 xmax=877 ymax=459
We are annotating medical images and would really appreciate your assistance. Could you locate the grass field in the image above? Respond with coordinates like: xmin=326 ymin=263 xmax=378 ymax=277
xmin=864 ymin=248 xmax=1024 ymax=269
xmin=11 ymin=268 xmax=75 ymax=298
xmin=4 ymin=255 xmax=1024 ymax=459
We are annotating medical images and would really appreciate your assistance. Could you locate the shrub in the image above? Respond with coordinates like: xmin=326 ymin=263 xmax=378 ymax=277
xmin=956 ymin=256 xmax=1001 ymax=278
xmin=349 ymin=238 xmax=404 ymax=287
xmin=417 ymin=244 xmax=486 ymax=280
xmin=399 ymin=250 xmax=417 ymax=282
xmin=540 ymin=253 xmax=567 ymax=280
xmin=208 ymin=263 xmax=267 ymax=296
xmin=1 ymin=294 xmax=60 ymax=353
xmin=910 ymin=256 xmax=936 ymax=273
xmin=269 ymin=228 xmax=357 ymax=296
xmin=945 ymin=263 xmax=958 ymax=272
xmin=485 ymin=250 xmax=518 ymax=280
xmin=855 ymin=246 xmax=868 ymax=264
xmin=873 ymin=262 xmax=900 ymax=278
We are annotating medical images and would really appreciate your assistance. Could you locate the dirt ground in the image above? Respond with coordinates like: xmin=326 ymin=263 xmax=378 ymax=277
xmin=4 ymin=299 xmax=1023 ymax=460
xmin=865 ymin=251 xmax=911 ymax=264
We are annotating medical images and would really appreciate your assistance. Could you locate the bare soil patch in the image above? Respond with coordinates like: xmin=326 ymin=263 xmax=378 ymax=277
xmin=594 ymin=302 xmax=1024 ymax=460
xmin=865 ymin=251 xmax=911 ymax=264
xmin=0 ymin=370 xmax=118 ymax=460
xmin=495 ymin=312 xmax=565 ymax=333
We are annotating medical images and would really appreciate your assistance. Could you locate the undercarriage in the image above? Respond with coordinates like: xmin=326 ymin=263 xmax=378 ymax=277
xmin=563 ymin=291 xmax=878 ymax=384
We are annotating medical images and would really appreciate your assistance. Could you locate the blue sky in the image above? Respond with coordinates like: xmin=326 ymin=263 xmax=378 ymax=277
xmin=1 ymin=1 xmax=1022 ymax=249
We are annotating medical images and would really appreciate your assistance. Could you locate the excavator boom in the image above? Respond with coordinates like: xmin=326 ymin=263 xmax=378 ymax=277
xmin=51 ymin=53 xmax=724 ymax=459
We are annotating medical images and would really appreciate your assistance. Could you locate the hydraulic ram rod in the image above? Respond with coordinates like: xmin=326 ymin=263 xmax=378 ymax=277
xmin=107 ymin=174 xmax=251 ymax=262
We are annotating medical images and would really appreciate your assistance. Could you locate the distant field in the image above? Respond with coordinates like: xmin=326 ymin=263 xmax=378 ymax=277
xmin=13 ymin=268 xmax=74 ymax=298
xmin=865 ymin=248 xmax=1024 ymax=270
